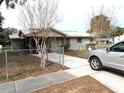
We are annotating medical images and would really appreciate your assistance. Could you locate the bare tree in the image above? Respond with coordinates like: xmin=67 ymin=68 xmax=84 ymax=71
xmin=19 ymin=0 xmax=60 ymax=68
xmin=87 ymin=6 xmax=118 ymax=47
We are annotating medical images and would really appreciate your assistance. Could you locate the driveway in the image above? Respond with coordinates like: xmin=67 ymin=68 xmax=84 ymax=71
xmin=48 ymin=53 xmax=124 ymax=93
xmin=90 ymin=71 xmax=124 ymax=93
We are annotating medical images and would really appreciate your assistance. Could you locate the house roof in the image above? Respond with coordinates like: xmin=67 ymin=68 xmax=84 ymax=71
xmin=9 ymin=28 xmax=91 ymax=39
xmin=26 ymin=28 xmax=66 ymax=37
xmin=9 ymin=33 xmax=24 ymax=39
xmin=98 ymin=38 xmax=113 ymax=41
xmin=63 ymin=31 xmax=91 ymax=37
xmin=20 ymin=30 xmax=30 ymax=35
xmin=49 ymin=28 xmax=66 ymax=36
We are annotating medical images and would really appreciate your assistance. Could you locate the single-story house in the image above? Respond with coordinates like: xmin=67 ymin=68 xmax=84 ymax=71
xmin=9 ymin=28 xmax=93 ymax=50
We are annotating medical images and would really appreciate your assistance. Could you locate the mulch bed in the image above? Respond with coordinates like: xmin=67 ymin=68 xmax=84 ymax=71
xmin=31 ymin=75 xmax=115 ymax=93
xmin=0 ymin=54 xmax=68 ymax=83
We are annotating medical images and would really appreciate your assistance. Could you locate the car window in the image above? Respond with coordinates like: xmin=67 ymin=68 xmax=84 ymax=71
xmin=110 ymin=42 xmax=124 ymax=52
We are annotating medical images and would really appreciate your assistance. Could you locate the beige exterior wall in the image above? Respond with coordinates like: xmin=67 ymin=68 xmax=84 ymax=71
xmin=69 ymin=38 xmax=90 ymax=50
xmin=48 ymin=37 xmax=91 ymax=50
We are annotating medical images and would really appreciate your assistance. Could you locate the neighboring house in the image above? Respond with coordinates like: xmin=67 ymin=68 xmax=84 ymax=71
xmin=96 ymin=38 xmax=113 ymax=44
xmin=113 ymin=34 xmax=124 ymax=43
xmin=95 ymin=34 xmax=124 ymax=44
xmin=9 ymin=28 xmax=92 ymax=50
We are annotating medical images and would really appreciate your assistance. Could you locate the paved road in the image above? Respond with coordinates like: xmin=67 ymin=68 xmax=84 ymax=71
xmin=0 ymin=53 xmax=124 ymax=93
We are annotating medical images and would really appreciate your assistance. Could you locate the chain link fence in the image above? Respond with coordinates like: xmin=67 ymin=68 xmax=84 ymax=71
xmin=0 ymin=52 xmax=6 ymax=79
xmin=78 ymin=45 xmax=86 ymax=51
xmin=0 ymin=47 xmax=64 ymax=81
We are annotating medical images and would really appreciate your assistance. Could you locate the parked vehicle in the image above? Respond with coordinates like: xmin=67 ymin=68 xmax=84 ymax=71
xmin=88 ymin=41 xmax=124 ymax=71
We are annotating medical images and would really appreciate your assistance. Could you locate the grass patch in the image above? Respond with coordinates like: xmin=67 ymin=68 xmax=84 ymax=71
xmin=0 ymin=73 xmax=7 ymax=80
xmin=0 ymin=71 xmax=24 ymax=81
xmin=24 ymin=65 xmax=42 ymax=73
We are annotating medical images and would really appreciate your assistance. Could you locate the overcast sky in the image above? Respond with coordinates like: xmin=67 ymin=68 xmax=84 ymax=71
xmin=1 ymin=0 xmax=124 ymax=32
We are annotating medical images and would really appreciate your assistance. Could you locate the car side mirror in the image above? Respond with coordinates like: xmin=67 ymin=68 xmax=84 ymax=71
xmin=106 ymin=47 xmax=110 ymax=52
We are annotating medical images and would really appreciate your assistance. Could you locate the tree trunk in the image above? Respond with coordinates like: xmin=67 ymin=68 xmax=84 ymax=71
xmin=34 ymin=38 xmax=47 ymax=68
xmin=39 ymin=52 xmax=46 ymax=68
xmin=39 ymin=44 xmax=47 ymax=68
xmin=98 ymin=37 xmax=101 ymax=49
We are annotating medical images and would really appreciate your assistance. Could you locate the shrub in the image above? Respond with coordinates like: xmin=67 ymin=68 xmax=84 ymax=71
xmin=61 ymin=43 xmax=70 ymax=51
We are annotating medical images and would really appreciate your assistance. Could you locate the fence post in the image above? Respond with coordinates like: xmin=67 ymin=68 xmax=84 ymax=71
xmin=30 ymin=48 xmax=31 ymax=54
xmin=62 ymin=47 xmax=64 ymax=68
xmin=79 ymin=45 xmax=80 ymax=51
xmin=58 ymin=47 xmax=61 ymax=65
xmin=46 ymin=48 xmax=48 ymax=61
xmin=14 ymin=81 xmax=18 ymax=93
xmin=5 ymin=50 xmax=9 ymax=79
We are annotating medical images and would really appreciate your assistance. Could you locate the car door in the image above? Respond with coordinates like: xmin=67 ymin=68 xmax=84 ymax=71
xmin=103 ymin=41 xmax=124 ymax=71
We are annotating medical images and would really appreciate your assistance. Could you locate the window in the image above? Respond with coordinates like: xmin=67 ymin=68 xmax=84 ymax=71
xmin=110 ymin=42 xmax=124 ymax=52
xmin=77 ymin=38 xmax=82 ymax=43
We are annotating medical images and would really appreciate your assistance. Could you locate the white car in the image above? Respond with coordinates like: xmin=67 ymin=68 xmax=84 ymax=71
xmin=88 ymin=41 xmax=124 ymax=71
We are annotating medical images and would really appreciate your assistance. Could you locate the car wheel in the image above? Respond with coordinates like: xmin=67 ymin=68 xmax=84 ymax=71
xmin=90 ymin=57 xmax=102 ymax=71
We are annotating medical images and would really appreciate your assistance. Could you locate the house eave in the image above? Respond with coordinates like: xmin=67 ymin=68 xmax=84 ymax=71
xmin=66 ymin=36 xmax=92 ymax=38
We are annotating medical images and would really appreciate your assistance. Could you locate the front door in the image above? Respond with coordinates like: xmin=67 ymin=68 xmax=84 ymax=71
xmin=46 ymin=39 xmax=51 ymax=49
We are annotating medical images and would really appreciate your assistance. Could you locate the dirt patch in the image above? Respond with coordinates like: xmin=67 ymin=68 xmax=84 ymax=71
xmin=30 ymin=75 xmax=115 ymax=93
xmin=65 ymin=50 xmax=90 ymax=59
xmin=0 ymin=54 xmax=68 ymax=83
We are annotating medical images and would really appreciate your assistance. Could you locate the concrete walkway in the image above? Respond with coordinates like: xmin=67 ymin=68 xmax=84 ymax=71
xmin=48 ymin=53 xmax=89 ymax=68
xmin=0 ymin=66 xmax=96 ymax=93
xmin=0 ymin=71 xmax=74 ymax=93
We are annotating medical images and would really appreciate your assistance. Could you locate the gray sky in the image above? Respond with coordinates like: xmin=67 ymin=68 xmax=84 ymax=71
xmin=1 ymin=0 xmax=124 ymax=32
